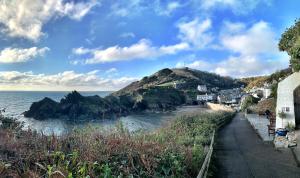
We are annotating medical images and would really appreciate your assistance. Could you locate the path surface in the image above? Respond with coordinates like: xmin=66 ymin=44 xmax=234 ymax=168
xmin=215 ymin=113 xmax=300 ymax=178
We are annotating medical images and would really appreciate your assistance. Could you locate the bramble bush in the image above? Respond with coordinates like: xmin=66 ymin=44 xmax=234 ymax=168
xmin=0 ymin=111 xmax=234 ymax=177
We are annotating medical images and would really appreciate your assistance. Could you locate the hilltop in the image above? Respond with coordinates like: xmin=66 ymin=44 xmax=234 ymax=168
xmin=25 ymin=68 xmax=243 ymax=120
xmin=115 ymin=67 xmax=242 ymax=95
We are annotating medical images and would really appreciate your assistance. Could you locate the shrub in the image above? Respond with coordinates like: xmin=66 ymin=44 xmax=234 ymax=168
xmin=0 ymin=111 xmax=235 ymax=177
xmin=241 ymin=95 xmax=260 ymax=111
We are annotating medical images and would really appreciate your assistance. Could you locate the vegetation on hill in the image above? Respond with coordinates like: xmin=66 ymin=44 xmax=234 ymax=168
xmin=240 ymin=68 xmax=293 ymax=91
xmin=115 ymin=68 xmax=242 ymax=96
xmin=0 ymin=110 xmax=235 ymax=177
xmin=279 ymin=19 xmax=300 ymax=71
xmin=25 ymin=68 xmax=242 ymax=120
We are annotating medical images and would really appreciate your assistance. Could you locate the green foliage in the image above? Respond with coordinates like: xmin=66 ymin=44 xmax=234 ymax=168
xmin=241 ymin=95 xmax=259 ymax=111
xmin=0 ymin=111 xmax=235 ymax=177
xmin=279 ymin=19 xmax=300 ymax=71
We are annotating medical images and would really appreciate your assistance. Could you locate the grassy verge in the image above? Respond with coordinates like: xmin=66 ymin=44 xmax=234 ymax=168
xmin=0 ymin=111 xmax=235 ymax=177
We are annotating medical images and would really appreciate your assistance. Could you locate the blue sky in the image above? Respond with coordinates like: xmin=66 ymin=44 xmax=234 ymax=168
xmin=0 ymin=0 xmax=299 ymax=91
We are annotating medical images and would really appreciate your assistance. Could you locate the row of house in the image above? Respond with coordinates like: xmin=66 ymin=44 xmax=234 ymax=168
xmin=196 ymin=85 xmax=244 ymax=105
xmin=249 ymin=83 xmax=272 ymax=99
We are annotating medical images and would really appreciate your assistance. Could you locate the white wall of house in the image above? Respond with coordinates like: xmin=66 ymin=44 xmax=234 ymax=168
xmin=263 ymin=88 xmax=272 ymax=98
xmin=197 ymin=94 xmax=214 ymax=101
xmin=276 ymin=72 xmax=300 ymax=129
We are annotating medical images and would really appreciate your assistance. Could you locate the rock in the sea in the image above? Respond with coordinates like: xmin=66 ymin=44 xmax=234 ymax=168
xmin=24 ymin=97 xmax=59 ymax=120
xmin=25 ymin=91 xmax=126 ymax=120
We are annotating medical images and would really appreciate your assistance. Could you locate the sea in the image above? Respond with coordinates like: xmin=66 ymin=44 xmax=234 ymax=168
xmin=0 ymin=91 xmax=204 ymax=135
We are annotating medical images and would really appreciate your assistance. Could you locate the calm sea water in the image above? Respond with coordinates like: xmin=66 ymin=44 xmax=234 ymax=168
xmin=0 ymin=91 xmax=203 ymax=135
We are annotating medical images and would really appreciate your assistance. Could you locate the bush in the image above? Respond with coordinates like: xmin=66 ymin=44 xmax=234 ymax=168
xmin=0 ymin=111 xmax=235 ymax=177
xmin=241 ymin=95 xmax=260 ymax=111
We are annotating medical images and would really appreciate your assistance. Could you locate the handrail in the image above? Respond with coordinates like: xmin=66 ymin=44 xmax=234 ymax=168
xmin=197 ymin=114 xmax=234 ymax=178
xmin=197 ymin=130 xmax=215 ymax=178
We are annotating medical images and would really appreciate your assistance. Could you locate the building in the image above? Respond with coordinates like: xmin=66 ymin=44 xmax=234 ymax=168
xmin=173 ymin=82 xmax=185 ymax=89
xmin=276 ymin=72 xmax=300 ymax=129
xmin=263 ymin=88 xmax=272 ymax=99
xmin=197 ymin=93 xmax=216 ymax=102
xmin=197 ymin=85 xmax=207 ymax=92
xmin=218 ymin=88 xmax=243 ymax=104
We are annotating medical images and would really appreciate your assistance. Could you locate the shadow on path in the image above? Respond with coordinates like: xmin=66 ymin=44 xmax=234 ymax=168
xmin=215 ymin=113 xmax=300 ymax=178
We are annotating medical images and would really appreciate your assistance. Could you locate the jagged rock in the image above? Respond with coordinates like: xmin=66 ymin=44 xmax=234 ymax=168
xmin=24 ymin=97 xmax=59 ymax=120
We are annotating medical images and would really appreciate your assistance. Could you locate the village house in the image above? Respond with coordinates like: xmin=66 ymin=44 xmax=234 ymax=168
xmin=218 ymin=88 xmax=243 ymax=105
xmin=263 ymin=83 xmax=272 ymax=99
xmin=197 ymin=85 xmax=207 ymax=92
xmin=197 ymin=93 xmax=217 ymax=102
xmin=276 ymin=72 xmax=300 ymax=129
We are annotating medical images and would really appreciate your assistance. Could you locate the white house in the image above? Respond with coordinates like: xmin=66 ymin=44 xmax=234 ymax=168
xmin=276 ymin=72 xmax=300 ymax=129
xmin=197 ymin=93 xmax=216 ymax=102
xmin=263 ymin=88 xmax=272 ymax=99
xmin=197 ymin=85 xmax=207 ymax=92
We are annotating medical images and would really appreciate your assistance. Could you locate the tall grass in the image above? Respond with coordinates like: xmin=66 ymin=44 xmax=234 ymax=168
xmin=0 ymin=111 xmax=235 ymax=177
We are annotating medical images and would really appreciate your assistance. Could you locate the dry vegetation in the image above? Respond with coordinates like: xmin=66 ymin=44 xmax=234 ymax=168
xmin=0 ymin=111 xmax=235 ymax=177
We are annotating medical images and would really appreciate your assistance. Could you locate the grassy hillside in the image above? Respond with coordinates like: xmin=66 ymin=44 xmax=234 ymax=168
xmin=111 ymin=67 xmax=244 ymax=106
xmin=240 ymin=68 xmax=293 ymax=90
xmin=115 ymin=68 xmax=243 ymax=96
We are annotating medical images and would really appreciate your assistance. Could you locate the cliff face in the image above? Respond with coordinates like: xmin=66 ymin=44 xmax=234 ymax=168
xmin=25 ymin=68 xmax=242 ymax=120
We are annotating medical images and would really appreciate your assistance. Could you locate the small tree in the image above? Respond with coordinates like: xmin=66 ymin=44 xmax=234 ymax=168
xmin=279 ymin=19 xmax=300 ymax=72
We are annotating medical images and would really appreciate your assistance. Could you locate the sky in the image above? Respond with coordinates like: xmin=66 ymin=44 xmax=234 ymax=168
xmin=0 ymin=0 xmax=299 ymax=91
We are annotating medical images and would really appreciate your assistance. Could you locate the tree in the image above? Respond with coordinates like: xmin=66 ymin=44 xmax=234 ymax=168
xmin=279 ymin=19 xmax=300 ymax=71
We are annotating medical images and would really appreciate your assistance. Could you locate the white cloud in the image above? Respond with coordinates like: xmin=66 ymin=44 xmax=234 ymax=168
xmin=110 ymin=0 xmax=143 ymax=17
xmin=176 ymin=53 xmax=289 ymax=78
xmin=0 ymin=0 xmax=99 ymax=41
xmin=177 ymin=18 xmax=213 ymax=49
xmin=0 ymin=70 xmax=138 ymax=91
xmin=176 ymin=60 xmax=211 ymax=69
xmin=120 ymin=32 xmax=135 ymax=38
xmin=154 ymin=1 xmax=183 ymax=16
xmin=106 ymin=68 xmax=118 ymax=74
xmin=0 ymin=47 xmax=49 ymax=63
xmin=221 ymin=21 xmax=277 ymax=55
xmin=176 ymin=20 xmax=288 ymax=77
xmin=73 ymin=39 xmax=189 ymax=64
xmin=110 ymin=0 xmax=183 ymax=17
xmin=198 ymin=0 xmax=272 ymax=14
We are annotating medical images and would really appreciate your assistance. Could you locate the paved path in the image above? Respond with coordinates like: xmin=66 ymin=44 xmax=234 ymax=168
xmin=215 ymin=113 xmax=300 ymax=178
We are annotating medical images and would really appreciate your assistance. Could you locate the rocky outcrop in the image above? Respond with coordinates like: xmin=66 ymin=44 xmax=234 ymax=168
xmin=24 ymin=91 xmax=128 ymax=120
xmin=25 ymin=87 xmax=185 ymax=120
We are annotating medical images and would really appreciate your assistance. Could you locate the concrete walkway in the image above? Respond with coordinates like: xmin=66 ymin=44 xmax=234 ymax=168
xmin=215 ymin=113 xmax=300 ymax=178
xmin=246 ymin=114 xmax=274 ymax=141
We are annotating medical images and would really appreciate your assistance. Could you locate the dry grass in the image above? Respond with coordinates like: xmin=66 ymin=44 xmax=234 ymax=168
xmin=0 ymin=111 xmax=235 ymax=177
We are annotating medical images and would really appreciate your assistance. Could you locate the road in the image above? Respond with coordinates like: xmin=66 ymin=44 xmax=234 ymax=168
xmin=215 ymin=113 xmax=300 ymax=178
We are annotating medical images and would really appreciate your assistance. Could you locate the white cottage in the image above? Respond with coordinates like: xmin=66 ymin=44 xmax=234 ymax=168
xmin=276 ymin=72 xmax=300 ymax=129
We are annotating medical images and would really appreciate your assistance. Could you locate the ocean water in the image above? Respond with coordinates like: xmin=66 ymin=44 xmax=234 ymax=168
xmin=0 ymin=91 xmax=203 ymax=135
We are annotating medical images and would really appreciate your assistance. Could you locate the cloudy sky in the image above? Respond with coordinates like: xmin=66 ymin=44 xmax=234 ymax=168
xmin=0 ymin=0 xmax=298 ymax=91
